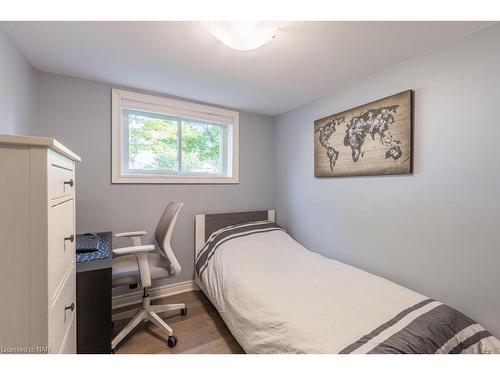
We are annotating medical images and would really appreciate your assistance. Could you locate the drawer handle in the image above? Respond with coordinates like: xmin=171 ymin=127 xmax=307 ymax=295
xmin=64 ymin=179 xmax=74 ymax=187
xmin=64 ymin=235 xmax=74 ymax=242
xmin=65 ymin=302 xmax=75 ymax=312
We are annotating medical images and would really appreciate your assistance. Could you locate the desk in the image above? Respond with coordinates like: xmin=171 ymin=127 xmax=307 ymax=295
xmin=76 ymin=232 xmax=112 ymax=354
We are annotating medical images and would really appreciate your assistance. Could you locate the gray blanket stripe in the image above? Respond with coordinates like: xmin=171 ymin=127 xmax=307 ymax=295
xmin=339 ymin=298 xmax=434 ymax=354
xmin=196 ymin=220 xmax=273 ymax=263
xmin=197 ymin=228 xmax=285 ymax=277
xmin=368 ymin=304 xmax=477 ymax=354
xmin=448 ymin=330 xmax=492 ymax=354
xmin=196 ymin=220 xmax=272 ymax=262
xmin=195 ymin=222 xmax=284 ymax=277
xmin=196 ymin=222 xmax=273 ymax=266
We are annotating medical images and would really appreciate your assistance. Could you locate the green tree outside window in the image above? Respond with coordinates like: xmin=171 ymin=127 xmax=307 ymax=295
xmin=126 ymin=110 xmax=223 ymax=174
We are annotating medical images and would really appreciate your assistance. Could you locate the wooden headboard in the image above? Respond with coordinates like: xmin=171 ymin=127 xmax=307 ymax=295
xmin=195 ymin=209 xmax=275 ymax=257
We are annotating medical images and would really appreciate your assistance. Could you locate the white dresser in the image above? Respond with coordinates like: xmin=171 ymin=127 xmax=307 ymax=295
xmin=0 ymin=135 xmax=81 ymax=354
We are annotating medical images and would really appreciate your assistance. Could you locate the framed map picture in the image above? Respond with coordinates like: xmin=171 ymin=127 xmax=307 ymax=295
xmin=314 ymin=90 xmax=413 ymax=177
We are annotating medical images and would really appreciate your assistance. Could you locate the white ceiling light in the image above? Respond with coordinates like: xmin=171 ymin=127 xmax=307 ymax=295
xmin=204 ymin=21 xmax=279 ymax=51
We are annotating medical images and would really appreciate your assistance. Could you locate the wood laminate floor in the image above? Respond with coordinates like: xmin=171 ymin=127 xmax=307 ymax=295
xmin=112 ymin=290 xmax=244 ymax=354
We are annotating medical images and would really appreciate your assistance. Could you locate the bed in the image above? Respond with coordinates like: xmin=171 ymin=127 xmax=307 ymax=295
xmin=194 ymin=210 xmax=500 ymax=354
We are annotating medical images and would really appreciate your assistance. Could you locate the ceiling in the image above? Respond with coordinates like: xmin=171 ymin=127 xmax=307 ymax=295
xmin=2 ymin=21 xmax=493 ymax=115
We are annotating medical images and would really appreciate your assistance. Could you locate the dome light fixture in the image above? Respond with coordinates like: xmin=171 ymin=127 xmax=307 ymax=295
xmin=204 ymin=21 xmax=280 ymax=51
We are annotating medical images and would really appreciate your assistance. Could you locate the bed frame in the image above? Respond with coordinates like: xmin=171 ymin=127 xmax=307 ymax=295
xmin=194 ymin=209 xmax=275 ymax=289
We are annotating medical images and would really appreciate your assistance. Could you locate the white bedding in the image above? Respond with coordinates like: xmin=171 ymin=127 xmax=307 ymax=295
xmin=197 ymin=225 xmax=500 ymax=354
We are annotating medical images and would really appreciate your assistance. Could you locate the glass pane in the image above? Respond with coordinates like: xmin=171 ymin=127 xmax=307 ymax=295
xmin=125 ymin=110 xmax=179 ymax=172
xmin=181 ymin=120 xmax=223 ymax=174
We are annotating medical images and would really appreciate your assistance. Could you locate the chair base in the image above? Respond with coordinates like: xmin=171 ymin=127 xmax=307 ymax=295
xmin=111 ymin=289 xmax=186 ymax=350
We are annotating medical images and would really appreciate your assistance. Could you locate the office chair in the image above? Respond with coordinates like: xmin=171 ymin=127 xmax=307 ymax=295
xmin=111 ymin=202 xmax=186 ymax=351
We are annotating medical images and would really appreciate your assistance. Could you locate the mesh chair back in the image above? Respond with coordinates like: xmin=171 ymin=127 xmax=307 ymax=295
xmin=155 ymin=202 xmax=183 ymax=260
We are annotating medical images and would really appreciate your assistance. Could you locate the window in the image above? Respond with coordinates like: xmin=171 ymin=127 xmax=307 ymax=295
xmin=112 ymin=89 xmax=239 ymax=183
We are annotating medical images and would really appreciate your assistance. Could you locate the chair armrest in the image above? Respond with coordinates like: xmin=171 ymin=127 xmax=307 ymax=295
xmin=112 ymin=244 xmax=155 ymax=256
xmin=112 ymin=244 xmax=155 ymax=288
xmin=115 ymin=231 xmax=147 ymax=238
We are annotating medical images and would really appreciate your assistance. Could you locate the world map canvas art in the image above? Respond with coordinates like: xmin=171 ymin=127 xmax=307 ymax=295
xmin=314 ymin=90 xmax=413 ymax=177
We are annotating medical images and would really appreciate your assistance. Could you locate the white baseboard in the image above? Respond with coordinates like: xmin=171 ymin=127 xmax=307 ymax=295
xmin=112 ymin=280 xmax=195 ymax=309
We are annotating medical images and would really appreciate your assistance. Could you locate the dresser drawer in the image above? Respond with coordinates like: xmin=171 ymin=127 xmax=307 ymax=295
xmin=48 ymin=151 xmax=75 ymax=200
xmin=59 ymin=311 xmax=77 ymax=354
xmin=49 ymin=265 xmax=76 ymax=353
xmin=48 ymin=197 xmax=75 ymax=299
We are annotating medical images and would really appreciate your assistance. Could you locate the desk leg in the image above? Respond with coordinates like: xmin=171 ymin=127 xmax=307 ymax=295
xmin=76 ymin=267 xmax=112 ymax=354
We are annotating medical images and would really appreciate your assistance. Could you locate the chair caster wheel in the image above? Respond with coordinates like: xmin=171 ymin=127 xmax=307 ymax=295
xmin=181 ymin=307 xmax=188 ymax=316
xmin=167 ymin=335 xmax=178 ymax=348
xmin=111 ymin=348 xmax=116 ymax=354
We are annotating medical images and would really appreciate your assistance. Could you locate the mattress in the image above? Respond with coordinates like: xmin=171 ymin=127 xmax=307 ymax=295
xmin=195 ymin=221 xmax=500 ymax=354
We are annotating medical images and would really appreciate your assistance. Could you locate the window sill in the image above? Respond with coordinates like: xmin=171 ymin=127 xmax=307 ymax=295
xmin=112 ymin=174 xmax=239 ymax=184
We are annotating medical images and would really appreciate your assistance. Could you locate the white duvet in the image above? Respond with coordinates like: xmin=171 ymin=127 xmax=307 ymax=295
xmin=197 ymin=228 xmax=500 ymax=354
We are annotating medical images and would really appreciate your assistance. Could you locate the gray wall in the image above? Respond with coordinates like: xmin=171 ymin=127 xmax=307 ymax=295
xmin=0 ymin=27 xmax=35 ymax=135
xmin=273 ymin=24 xmax=500 ymax=336
xmin=35 ymin=72 xmax=275 ymax=293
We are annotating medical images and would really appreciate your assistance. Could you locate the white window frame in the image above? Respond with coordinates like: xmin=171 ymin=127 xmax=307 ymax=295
xmin=112 ymin=88 xmax=239 ymax=184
